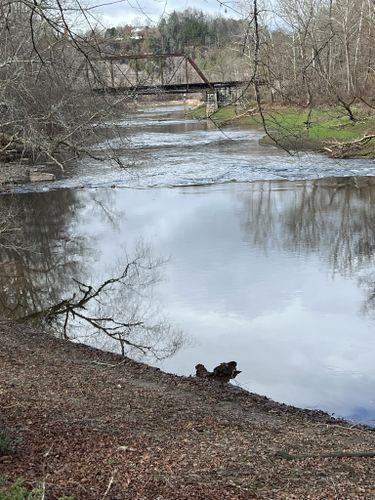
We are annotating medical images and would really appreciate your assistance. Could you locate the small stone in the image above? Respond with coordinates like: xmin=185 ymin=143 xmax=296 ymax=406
xmin=29 ymin=172 xmax=56 ymax=182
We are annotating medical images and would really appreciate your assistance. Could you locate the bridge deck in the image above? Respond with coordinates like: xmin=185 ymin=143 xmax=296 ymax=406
xmin=93 ymin=81 xmax=248 ymax=95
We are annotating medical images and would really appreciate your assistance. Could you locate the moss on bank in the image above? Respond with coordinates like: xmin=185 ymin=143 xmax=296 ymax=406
xmin=188 ymin=105 xmax=375 ymax=158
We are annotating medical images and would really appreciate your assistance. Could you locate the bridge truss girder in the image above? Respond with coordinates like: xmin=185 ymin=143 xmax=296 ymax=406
xmin=90 ymin=53 xmax=215 ymax=93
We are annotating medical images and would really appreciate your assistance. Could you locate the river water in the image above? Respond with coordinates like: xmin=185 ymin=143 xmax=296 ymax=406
xmin=3 ymin=105 xmax=375 ymax=425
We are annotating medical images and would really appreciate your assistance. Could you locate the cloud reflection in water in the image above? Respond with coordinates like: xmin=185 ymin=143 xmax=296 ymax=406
xmin=3 ymin=178 xmax=375 ymax=424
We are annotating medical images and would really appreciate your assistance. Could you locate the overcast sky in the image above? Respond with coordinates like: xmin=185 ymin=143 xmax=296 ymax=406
xmin=88 ymin=0 xmax=242 ymax=28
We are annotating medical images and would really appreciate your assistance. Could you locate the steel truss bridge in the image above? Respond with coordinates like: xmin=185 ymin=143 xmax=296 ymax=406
xmin=91 ymin=53 xmax=250 ymax=96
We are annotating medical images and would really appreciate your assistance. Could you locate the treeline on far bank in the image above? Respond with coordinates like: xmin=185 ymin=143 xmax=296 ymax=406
xmin=101 ymin=9 xmax=244 ymax=55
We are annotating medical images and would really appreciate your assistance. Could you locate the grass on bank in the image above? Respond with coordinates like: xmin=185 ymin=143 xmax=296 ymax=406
xmin=0 ymin=424 xmax=73 ymax=500
xmin=0 ymin=480 xmax=74 ymax=500
xmin=188 ymin=104 xmax=375 ymax=157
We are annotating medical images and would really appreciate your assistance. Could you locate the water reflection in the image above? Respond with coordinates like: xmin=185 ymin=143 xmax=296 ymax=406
xmin=41 ymin=243 xmax=184 ymax=361
xmin=238 ymin=177 xmax=375 ymax=275
xmin=144 ymin=179 xmax=375 ymax=425
xmin=3 ymin=178 xmax=375 ymax=423
xmin=0 ymin=190 xmax=85 ymax=318
xmin=0 ymin=190 xmax=184 ymax=361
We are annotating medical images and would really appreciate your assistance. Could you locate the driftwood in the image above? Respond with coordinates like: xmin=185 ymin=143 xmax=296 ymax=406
xmin=324 ymin=134 xmax=375 ymax=158
xmin=195 ymin=361 xmax=241 ymax=383
xmin=276 ymin=450 xmax=375 ymax=460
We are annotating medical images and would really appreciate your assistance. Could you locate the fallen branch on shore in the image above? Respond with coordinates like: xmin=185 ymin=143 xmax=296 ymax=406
xmin=276 ymin=450 xmax=375 ymax=460
xmin=324 ymin=134 xmax=375 ymax=158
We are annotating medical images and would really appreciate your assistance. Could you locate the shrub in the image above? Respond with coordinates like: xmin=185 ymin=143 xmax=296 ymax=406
xmin=0 ymin=423 xmax=15 ymax=456
xmin=0 ymin=481 xmax=74 ymax=500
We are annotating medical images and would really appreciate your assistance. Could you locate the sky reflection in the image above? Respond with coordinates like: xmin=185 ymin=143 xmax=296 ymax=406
xmin=51 ymin=181 xmax=375 ymax=424
xmin=4 ymin=178 xmax=375 ymax=424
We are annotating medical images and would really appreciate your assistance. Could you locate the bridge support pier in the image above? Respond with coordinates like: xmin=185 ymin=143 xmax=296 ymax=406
xmin=206 ymin=87 xmax=242 ymax=116
xmin=206 ymin=90 xmax=218 ymax=116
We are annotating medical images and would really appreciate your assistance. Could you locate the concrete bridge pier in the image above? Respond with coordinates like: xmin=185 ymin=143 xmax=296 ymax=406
xmin=206 ymin=86 xmax=242 ymax=116
xmin=206 ymin=90 xmax=218 ymax=116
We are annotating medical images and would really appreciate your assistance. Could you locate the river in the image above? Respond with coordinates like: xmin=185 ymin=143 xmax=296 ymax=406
xmin=3 ymin=104 xmax=375 ymax=425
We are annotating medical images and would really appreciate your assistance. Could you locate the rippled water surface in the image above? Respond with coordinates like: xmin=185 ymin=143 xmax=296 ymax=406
xmin=4 ymin=104 xmax=375 ymax=425
xmin=14 ymin=105 xmax=375 ymax=192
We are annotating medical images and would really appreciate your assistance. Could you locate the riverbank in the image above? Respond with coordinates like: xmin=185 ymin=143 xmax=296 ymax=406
xmin=189 ymin=105 xmax=375 ymax=159
xmin=1 ymin=322 xmax=375 ymax=499
xmin=0 ymin=164 xmax=58 ymax=190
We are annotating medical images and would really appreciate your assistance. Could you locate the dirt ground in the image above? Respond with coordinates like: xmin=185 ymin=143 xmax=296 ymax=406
xmin=1 ymin=321 xmax=375 ymax=499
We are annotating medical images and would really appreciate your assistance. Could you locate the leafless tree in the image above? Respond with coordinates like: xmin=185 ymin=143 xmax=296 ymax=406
xmin=21 ymin=242 xmax=184 ymax=360
xmin=0 ymin=0 xmax=132 ymax=170
xmin=233 ymin=0 xmax=375 ymax=113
